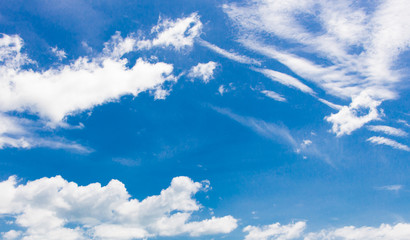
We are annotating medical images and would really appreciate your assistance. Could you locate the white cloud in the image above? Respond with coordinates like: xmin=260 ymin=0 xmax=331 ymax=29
xmin=211 ymin=106 xmax=297 ymax=147
xmin=317 ymin=98 xmax=343 ymax=110
xmin=253 ymin=68 xmax=314 ymax=94
xmin=244 ymin=221 xmax=410 ymax=240
xmin=367 ymin=136 xmax=410 ymax=151
xmin=0 ymin=175 xmax=237 ymax=240
xmin=261 ymin=90 xmax=286 ymax=102
xmin=305 ymin=223 xmax=410 ymax=240
xmin=198 ymin=39 xmax=261 ymax=65
xmin=137 ymin=13 xmax=202 ymax=50
xmin=224 ymin=0 xmax=410 ymax=136
xmin=368 ymin=125 xmax=407 ymax=137
xmin=326 ymin=91 xmax=382 ymax=136
xmin=51 ymin=46 xmax=67 ymax=61
xmin=243 ymin=221 xmax=306 ymax=240
xmin=376 ymin=185 xmax=403 ymax=192
xmin=188 ymin=61 xmax=218 ymax=83
xmin=0 ymin=33 xmax=177 ymax=150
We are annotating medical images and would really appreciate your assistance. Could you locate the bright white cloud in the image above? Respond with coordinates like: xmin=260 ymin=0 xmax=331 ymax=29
xmin=138 ymin=13 xmax=202 ymax=50
xmin=261 ymin=90 xmax=286 ymax=102
xmin=0 ymin=33 xmax=177 ymax=150
xmin=317 ymin=98 xmax=343 ymax=110
xmin=368 ymin=125 xmax=407 ymax=137
xmin=253 ymin=68 xmax=314 ymax=94
xmin=0 ymin=175 xmax=237 ymax=240
xmin=326 ymin=91 xmax=382 ymax=136
xmin=188 ymin=61 xmax=218 ymax=83
xmin=51 ymin=46 xmax=67 ymax=61
xmin=243 ymin=221 xmax=306 ymax=240
xmin=224 ymin=0 xmax=410 ymax=136
xmin=198 ymin=39 xmax=261 ymax=65
xmin=305 ymin=223 xmax=410 ymax=240
xmin=367 ymin=136 xmax=410 ymax=151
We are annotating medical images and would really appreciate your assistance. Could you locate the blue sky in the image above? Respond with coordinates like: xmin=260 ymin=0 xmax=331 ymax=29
xmin=0 ymin=0 xmax=409 ymax=239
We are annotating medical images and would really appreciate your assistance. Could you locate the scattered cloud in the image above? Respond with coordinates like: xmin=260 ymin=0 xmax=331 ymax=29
xmin=243 ymin=221 xmax=306 ymax=240
xmin=261 ymin=90 xmax=286 ymax=102
xmin=51 ymin=47 xmax=67 ymax=61
xmin=0 ymin=175 xmax=237 ymax=240
xmin=367 ymin=136 xmax=410 ymax=151
xmin=188 ymin=61 xmax=218 ymax=83
xmin=368 ymin=125 xmax=407 ymax=137
xmin=137 ymin=13 xmax=202 ymax=50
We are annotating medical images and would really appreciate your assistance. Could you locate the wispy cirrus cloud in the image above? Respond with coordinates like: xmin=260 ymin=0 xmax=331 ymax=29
xmin=367 ymin=136 xmax=410 ymax=151
xmin=223 ymin=0 xmax=410 ymax=137
xmin=367 ymin=125 xmax=407 ymax=137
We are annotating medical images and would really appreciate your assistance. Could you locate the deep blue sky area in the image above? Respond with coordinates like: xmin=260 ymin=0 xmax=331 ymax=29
xmin=0 ymin=0 xmax=409 ymax=239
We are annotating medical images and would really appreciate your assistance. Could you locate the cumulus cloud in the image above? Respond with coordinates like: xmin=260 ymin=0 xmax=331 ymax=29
xmin=367 ymin=136 xmax=410 ymax=151
xmin=0 ymin=175 xmax=238 ymax=240
xmin=0 ymin=32 xmax=176 ymax=150
xmin=325 ymin=91 xmax=382 ymax=136
xmin=188 ymin=61 xmax=218 ymax=83
xmin=243 ymin=221 xmax=306 ymax=240
xmin=367 ymin=125 xmax=407 ymax=137
xmin=137 ymin=13 xmax=202 ymax=50
xmin=223 ymin=0 xmax=410 ymax=136
xmin=261 ymin=90 xmax=286 ymax=102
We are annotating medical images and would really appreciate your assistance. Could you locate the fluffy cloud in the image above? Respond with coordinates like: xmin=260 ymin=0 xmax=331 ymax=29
xmin=188 ymin=61 xmax=218 ymax=83
xmin=223 ymin=0 xmax=410 ymax=136
xmin=243 ymin=221 xmax=306 ymax=240
xmin=0 ymin=32 xmax=176 ymax=150
xmin=0 ymin=175 xmax=237 ymax=240
xmin=325 ymin=91 xmax=382 ymax=136
xmin=137 ymin=13 xmax=202 ymax=50
xmin=367 ymin=136 xmax=410 ymax=151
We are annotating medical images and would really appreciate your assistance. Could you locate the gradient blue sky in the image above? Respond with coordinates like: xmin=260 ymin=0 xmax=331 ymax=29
xmin=0 ymin=0 xmax=409 ymax=239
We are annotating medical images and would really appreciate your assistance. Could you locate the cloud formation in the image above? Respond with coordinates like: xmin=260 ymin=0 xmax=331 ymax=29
xmin=188 ymin=61 xmax=218 ymax=83
xmin=223 ymin=0 xmax=410 ymax=136
xmin=0 ymin=175 xmax=237 ymax=240
xmin=243 ymin=221 xmax=306 ymax=240
xmin=137 ymin=13 xmax=202 ymax=50
xmin=367 ymin=136 xmax=410 ymax=151
xmin=0 ymin=31 xmax=177 ymax=150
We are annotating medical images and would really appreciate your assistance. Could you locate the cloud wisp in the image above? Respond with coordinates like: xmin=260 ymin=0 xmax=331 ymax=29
xmin=223 ymin=0 xmax=410 ymax=136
